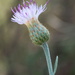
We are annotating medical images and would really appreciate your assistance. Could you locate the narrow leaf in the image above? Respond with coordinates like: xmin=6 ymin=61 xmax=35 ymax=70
xmin=54 ymin=56 xmax=58 ymax=74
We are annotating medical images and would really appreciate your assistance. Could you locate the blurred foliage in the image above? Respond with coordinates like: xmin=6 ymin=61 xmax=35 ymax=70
xmin=0 ymin=0 xmax=75 ymax=75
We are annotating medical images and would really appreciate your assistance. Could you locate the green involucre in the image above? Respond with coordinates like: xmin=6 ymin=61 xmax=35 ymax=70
xmin=28 ymin=22 xmax=50 ymax=45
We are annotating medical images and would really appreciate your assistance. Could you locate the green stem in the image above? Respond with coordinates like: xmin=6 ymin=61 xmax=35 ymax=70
xmin=41 ymin=42 xmax=54 ymax=75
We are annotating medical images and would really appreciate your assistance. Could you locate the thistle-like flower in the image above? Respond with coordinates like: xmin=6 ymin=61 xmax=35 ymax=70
xmin=11 ymin=1 xmax=58 ymax=75
xmin=11 ymin=0 xmax=50 ymax=45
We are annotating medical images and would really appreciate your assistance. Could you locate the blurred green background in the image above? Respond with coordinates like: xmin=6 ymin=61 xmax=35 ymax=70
xmin=0 ymin=0 xmax=75 ymax=75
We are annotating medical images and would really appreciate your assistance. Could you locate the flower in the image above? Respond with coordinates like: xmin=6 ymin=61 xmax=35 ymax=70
xmin=11 ymin=0 xmax=50 ymax=45
xmin=11 ymin=0 xmax=48 ymax=25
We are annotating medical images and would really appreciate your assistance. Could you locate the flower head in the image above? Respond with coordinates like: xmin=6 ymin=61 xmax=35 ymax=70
xmin=11 ymin=0 xmax=50 ymax=45
xmin=11 ymin=0 xmax=48 ymax=25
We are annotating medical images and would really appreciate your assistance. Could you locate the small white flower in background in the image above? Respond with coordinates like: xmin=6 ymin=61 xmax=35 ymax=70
xmin=11 ymin=0 xmax=49 ymax=25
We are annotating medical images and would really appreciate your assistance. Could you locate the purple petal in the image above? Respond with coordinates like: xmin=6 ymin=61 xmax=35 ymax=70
xmin=17 ymin=4 xmax=21 ymax=12
xmin=46 ymin=0 xmax=50 ymax=5
xmin=30 ymin=0 xmax=33 ymax=2
xmin=11 ymin=8 xmax=15 ymax=13
xmin=23 ymin=1 xmax=27 ymax=8
xmin=14 ymin=7 xmax=17 ymax=12
xmin=26 ymin=1 xmax=30 ymax=4
xmin=20 ymin=5 xmax=23 ymax=9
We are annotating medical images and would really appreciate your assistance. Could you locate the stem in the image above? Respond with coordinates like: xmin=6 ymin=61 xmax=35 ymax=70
xmin=41 ymin=42 xmax=54 ymax=75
